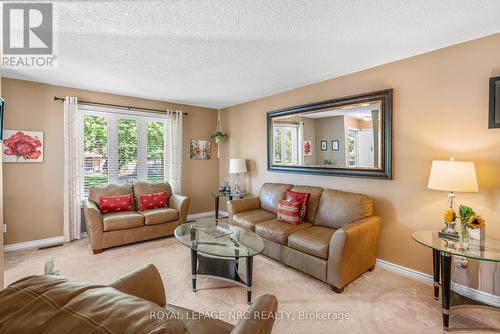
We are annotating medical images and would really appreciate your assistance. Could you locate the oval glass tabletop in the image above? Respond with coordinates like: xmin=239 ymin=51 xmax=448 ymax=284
xmin=411 ymin=230 xmax=500 ymax=263
xmin=174 ymin=219 xmax=264 ymax=258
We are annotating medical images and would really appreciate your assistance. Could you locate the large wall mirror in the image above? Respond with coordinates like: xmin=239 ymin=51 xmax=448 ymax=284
xmin=267 ymin=89 xmax=392 ymax=179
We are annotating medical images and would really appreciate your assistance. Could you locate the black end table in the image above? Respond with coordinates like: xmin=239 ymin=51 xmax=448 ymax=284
xmin=212 ymin=191 xmax=248 ymax=219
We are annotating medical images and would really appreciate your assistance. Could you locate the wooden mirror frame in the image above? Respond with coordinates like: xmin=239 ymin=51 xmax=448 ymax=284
xmin=267 ymin=89 xmax=393 ymax=179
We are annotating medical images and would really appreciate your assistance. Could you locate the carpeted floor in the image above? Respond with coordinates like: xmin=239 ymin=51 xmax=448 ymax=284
xmin=4 ymin=237 xmax=500 ymax=333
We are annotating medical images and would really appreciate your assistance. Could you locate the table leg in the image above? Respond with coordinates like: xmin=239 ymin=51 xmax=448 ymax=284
xmin=191 ymin=248 xmax=197 ymax=292
xmin=441 ymin=252 xmax=452 ymax=329
xmin=433 ymin=249 xmax=440 ymax=300
xmin=246 ymin=256 xmax=253 ymax=305
xmin=215 ymin=196 xmax=219 ymax=220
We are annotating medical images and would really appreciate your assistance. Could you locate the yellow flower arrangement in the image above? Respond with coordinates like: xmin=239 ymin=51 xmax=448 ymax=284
xmin=465 ymin=214 xmax=485 ymax=229
xmin=443 ymin=208 xmax=456 ymax=223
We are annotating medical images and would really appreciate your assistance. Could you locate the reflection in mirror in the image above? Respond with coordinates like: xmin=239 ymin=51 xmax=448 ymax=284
xmin=272 ymin=101 xmax=382 ymax=169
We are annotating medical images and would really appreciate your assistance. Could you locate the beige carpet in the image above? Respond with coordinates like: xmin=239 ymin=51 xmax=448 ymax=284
xmin=4 ymin=237 xmax=500 ymax=333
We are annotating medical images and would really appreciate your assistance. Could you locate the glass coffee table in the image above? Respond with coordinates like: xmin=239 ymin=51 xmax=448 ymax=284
xmin=411 ymin=231 xmax=500 ymax=330
xmin=174 ymin=219 xmax=264 ymax=304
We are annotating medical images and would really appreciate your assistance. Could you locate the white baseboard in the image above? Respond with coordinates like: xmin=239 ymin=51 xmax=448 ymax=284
xmin=4 ymin=236 xmax=65 ymax=252
xmin=376 ymin=258 xmax=500 ymax=307
xmin=187 ymin=211 xmax=227 ymax=220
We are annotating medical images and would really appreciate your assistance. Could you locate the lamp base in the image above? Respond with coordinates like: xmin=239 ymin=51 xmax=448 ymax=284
xmin=438 ymin=222 xmax=459 ymax=241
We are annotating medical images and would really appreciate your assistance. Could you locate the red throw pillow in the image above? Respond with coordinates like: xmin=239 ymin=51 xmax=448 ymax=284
xmin=139 ymin=191 xmax=168 ymax=211
xmin=277 ymin=199 xmax=301 ymax=225
xmin=99 ymin=194 xmax=133 ymax=214
xmin=285 ymin=190 xmax=311 ymax=222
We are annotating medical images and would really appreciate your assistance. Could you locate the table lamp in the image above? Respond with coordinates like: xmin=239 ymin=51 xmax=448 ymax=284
xmin=229 ymin=158 xmax=247 ymax=193
xmin=428 ymin=157 xmax=478 ymax=238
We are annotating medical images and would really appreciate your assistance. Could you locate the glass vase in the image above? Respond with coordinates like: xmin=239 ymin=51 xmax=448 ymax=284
xmin=460 ymin=224 xmax=470 ymax=246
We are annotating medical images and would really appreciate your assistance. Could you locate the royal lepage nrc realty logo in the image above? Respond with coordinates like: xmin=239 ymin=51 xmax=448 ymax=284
xmin=2 ymin=2 xmax=57 ymax=68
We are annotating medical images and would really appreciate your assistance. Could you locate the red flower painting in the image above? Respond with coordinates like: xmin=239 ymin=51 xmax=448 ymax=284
xmin=3 ymin=131 xmax=42 ymax=160
xmin=303 ymin=141 xmax=312 ymax=156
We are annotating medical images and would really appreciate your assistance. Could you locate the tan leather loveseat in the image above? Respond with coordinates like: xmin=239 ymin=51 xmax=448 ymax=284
xmin=0 ymin=264 xmax=278 ymax=334
xmin=84 ymin=181 xmax=190 ymax=254
xmin=228 ymin=183 xmax=381 ymax=293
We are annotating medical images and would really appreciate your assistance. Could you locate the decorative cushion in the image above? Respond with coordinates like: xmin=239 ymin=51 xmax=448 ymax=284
xmin=285 ymin=190 xmax=311 ymax=222
xmin=139 ymin=191 xmax=168 ymax=211
xmin=277 ymin=200 xmax=301 ymax=225
xmin=99 ymin=193 xmax=133 ymax=214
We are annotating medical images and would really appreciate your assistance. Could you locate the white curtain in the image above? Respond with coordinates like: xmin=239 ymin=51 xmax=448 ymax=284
xmin=164 ymin=110 xmax=183 ymax=194
xmin=63 ymin=97 xmax=81 ymax=242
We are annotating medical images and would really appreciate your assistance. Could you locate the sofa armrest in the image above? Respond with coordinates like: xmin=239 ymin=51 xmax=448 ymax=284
xmin=83 ymin=200 xmax=104 ymax=251
xmin=227 ymin=197 xmax=261 ymax=222
xmin=327 ymin=215 xmax=382 ymax=290
xmin=109 ymin=264 xmax=166 ymax=307
xmin=230 ymin=294 xmax=278 ymax=334
xmin=169 ymin=194 xmax=190 ymax=225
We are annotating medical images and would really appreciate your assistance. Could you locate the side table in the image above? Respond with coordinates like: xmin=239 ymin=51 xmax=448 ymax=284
xmin=212 ymin=191 xmax=248 ymax=219
xmin=411 ymin=230 xmax=500 ymax=330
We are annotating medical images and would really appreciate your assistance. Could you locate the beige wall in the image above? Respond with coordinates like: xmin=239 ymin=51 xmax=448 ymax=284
xmin=0 ymin=75 xmax=3 ymax=288
xmin=220 ymin=33 xmax=500 ymax=285
xmin=2 ymin=78 xmax=219 ymax=245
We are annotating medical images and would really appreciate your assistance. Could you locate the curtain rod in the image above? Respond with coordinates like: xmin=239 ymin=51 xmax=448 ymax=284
xmin=53 ymin=96 xmax=187 ymax=116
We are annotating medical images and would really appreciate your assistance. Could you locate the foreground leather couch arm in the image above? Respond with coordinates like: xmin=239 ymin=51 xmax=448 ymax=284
xmin=227 ymin=197 xmax=261 ymax=221
xmin=83 ymin=200 xmax=104 ymax=252
xmin=230 ymin=294 xmax=278 ymax=334
xmin=169 ymin=194 xmax=191 ymax=225
xmin=110 ymin=263 xmax=166 ymax=307
xmin=327 ymin=215 xmax=382 ymax=291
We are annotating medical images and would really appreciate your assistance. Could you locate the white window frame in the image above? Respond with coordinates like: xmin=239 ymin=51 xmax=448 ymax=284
xmin=273 ymin=124 xmax=299 ymax=165
xmin=78 ymin=105 xmax=167 ymax=197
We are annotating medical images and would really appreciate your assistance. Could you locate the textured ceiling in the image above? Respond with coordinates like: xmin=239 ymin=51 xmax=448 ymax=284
xmin=2 ymin=1 xmax=500 ymax=108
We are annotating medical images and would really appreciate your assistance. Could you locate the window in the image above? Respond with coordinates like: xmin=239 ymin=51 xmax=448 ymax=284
xmin=347 ymin=128 xmax=359 ymax=167
xmin=273 ymin=124 xmax=298 ymax=165
xmin=80 ymin=107 xmax=167 ymax=197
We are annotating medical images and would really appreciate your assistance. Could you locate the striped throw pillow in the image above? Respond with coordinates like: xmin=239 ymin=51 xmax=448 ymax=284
xmin=277 ymin=199 xmax=301 ymax=225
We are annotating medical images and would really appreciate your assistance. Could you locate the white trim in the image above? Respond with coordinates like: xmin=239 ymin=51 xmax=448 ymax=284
xmin=376 ymin=258 xmax=500 ymax=307
xmin=187 ymin=211 xmax=216 ymax=220
xmin=4 ymin=236 xmax=64 ymax=252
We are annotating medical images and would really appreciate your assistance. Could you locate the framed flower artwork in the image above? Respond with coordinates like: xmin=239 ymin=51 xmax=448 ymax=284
xmin=303 ymin=141 xmax=312 ymax=156
xmin=3 ymin=130 xmax=44 ymax=163
xmin=189 ymin=139 xmax=211 ymax=160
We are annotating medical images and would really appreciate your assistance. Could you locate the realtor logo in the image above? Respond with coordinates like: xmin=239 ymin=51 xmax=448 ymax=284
xmin=3 ymin=2 xmax=53 ymax=54
xmin=2 ymin=2 xmax=57 ymax=68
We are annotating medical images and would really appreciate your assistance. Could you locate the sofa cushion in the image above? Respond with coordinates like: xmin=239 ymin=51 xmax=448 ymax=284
xmin=289 ymin=186 xmax=324 ymax=223
xmin=232 ymin=209 xmax=277 ymax=231
xmin=133 ymin=181 xmax=172 ymax=210
xmin=287 ymin=226 xmax=335 ymax=259
xmin=103 ymin=211 xmax=144 ymax=231
xmin=141 ymin=207 xmax=179 ymax=225
xmin=314 ymin=189 xmax=373 ymax=229
xmin=255 ymin=219 xmax=312 ymax=245
xmin=88 ymin=183 xmax=133 ymax=210
xmin=259 ymin=183 xmax=293 ymax=214
xmin=0 ymin=275 xmax=187 ymax=334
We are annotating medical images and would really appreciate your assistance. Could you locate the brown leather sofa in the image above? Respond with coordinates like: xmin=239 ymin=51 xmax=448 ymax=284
xmin=0 ymin=264 xmax=278 ymax=334
xmin=228 ymin=183 xmax=381 ymax=293
xmin=84 ymin=181 xmax=190 ymax=254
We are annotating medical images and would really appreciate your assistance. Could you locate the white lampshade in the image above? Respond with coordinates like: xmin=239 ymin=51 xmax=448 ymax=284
xmin=428 ymin=159 xmax=478 ymax=192
xmin=229 ymin=158 xmax=247 ymax=174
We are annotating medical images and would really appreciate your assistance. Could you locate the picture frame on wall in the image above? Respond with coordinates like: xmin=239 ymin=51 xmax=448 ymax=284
xmin=3 ymin=130 xmax=44 ymax=163
xmin=303 ymin=141 xmax=312 ymax=156
xmin=489 ymin=76 xmax=500 ymax=128
xmin=331 ymin=140 xmax=339 ymax=151
xmin=189 ymin=139 xmax=211 ymax=160
xmin=320 ymin=140 xmax=327 ymax=151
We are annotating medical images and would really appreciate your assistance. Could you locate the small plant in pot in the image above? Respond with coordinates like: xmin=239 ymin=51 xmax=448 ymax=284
xmin=211 ymin=130 xmax=226 ymax=143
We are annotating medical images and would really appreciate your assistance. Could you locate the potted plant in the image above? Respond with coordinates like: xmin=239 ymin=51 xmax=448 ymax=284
xmin=211 ymin=130 xmax=226 ymax=144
